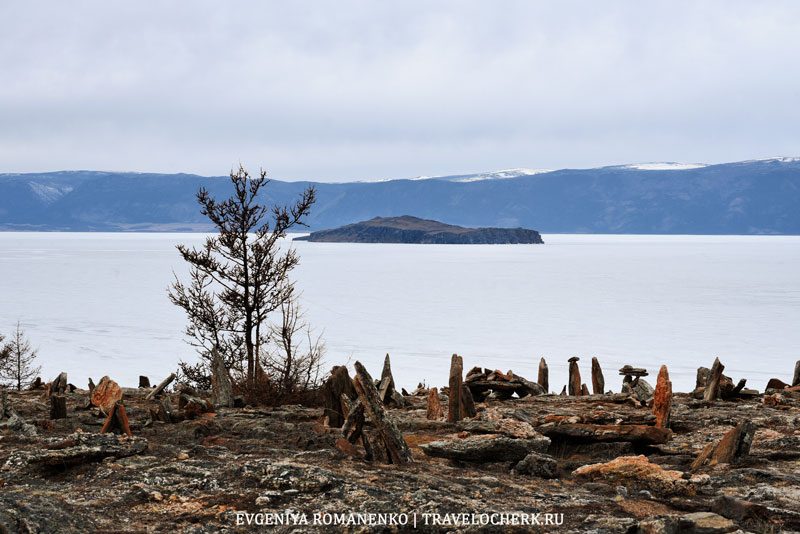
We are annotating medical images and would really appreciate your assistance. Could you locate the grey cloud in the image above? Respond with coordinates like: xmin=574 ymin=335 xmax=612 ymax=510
xmin=1 ymin=1 xmax=799 ymax=180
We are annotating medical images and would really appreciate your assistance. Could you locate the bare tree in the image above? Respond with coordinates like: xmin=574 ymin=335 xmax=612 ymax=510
xmin=168 ymin=165 xmax=316 ymax=392
xmin=261 ymin=287 xmax=325 ymax=399
xmin=0 ymin=321 xmax=41 ymax=391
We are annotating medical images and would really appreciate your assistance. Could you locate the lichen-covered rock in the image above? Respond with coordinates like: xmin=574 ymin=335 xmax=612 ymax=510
xmin=240 ymin=460 xmax=340 ymax=492
xmin=3 ymin=432 xmax=148 ymax=471
xmin=512 ymin=452 xmax=558 ymax=478
xmin=573 ymin=455 xmax=692 ymax=495
xmin=0 ymin=489 xmax=96 ymax=534
xmin=538 ymin=423 xmax=672 ymax=444
xmin=90 ymin=376 xmax=123 ymax=411
xmin=636 ymin=512 xmax=736 ymax=534
xmin=420 ymin=434 xmax=550 ymax=462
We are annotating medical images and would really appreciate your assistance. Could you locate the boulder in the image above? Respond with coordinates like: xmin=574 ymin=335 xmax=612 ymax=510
xmin=632 ymin=378 xmax=655 ymax=402
xmin=765 ymin=378 xmax=789 ymax=391
xmin=512 ymin=452 xmax=558 ymax=479
xmin=573 ymin=455 xmax=694 ymax=496
xmin=90 ymin=376 xmax=123 ymax=412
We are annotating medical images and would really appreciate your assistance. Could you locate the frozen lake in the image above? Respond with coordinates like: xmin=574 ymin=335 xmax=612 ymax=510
xmin=0 ymin=233 xmax=798 ymax=394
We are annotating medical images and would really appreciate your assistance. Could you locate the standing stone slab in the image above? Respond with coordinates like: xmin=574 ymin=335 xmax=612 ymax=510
xmin=426 ymin=387 xmax=444 ymax=420
xmin=691 ymin=420 xmax=755 ymax=470
xmin=653 ymin=365 xmax=672 ymax=428
xmin=322 ymin=366 xmax=357 ymax=428
xmin=378 ymin=354 xmax=396 ymax=404
xmin=51 ymin=372 xmax=68 ymax=395
xmin=448 ymin=354 xmax=464 ymax=423
xmin=146 ymin=373 xmax=176 ymax=401
xmin=211 ymin=348 xmax=234 ymax=408
xmin=49 ymin=395 xmax=67 ymax=420
xmin=591 ymin=357 xmax=605 ymax=395
xmin=568 ymin=357 xmax=581 ymax=396
xmin=793 ymin=360 xmax=800 ymax=387
xmin=704 ymin=358 xmax=725 ymax=402
xmin=138 ymin=376 xmax=151 ymax=388
xmin=461 ymin=384 xmax=477 ymax=418
xmin=353 ymin=361 xmax=412 ymax=464
xmin=101 ymin=401 xmax=133 ymax=437
xmin=538 ymin=357 xmax=549 ymax=393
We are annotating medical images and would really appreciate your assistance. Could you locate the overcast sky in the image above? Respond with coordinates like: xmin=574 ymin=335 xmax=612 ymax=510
xmin=1 ymin=1 xmax=799 ymax=181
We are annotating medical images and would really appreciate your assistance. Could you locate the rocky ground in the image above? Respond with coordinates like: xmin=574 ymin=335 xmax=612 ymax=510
xmin=1 ymin=372 xmax=799 ymax=533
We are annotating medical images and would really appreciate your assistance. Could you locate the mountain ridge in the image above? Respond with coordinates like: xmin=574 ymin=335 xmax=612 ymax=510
xmin=1 ymin=158 xmax=799 ymax=234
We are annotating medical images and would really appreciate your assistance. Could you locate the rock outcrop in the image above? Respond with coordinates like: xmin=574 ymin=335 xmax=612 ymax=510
xmin=294 ymin=215 xmax=545 ymax=244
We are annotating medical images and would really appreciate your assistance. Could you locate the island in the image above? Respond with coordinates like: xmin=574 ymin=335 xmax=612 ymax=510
xmin=294 ymin=215 xmax=544 ymax=244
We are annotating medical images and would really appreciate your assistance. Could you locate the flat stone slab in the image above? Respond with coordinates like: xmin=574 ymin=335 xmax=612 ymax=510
xmin=537 ymin=423 xmax=672 ymax=444
xmin=420 ymin=434 xmax=550 ymax=462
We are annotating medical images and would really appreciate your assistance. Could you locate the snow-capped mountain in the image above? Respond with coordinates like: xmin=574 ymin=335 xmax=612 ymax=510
xmin=1 ymin=158 xmax=799 ymax=234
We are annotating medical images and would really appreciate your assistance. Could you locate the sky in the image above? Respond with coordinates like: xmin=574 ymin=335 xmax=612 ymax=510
xmin=1 ymin=1 xmax=799 ymax=182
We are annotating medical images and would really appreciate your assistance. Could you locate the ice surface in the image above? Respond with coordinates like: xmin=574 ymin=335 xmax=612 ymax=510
xmin=0 ymin=233 xmax=798 ymax=394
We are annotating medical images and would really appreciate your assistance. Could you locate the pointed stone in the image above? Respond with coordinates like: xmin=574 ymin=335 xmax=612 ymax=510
xmin=591 ymin=357 xmax=605 ymax=395
xmin=580 ymin=384 xmax=590 ymax=396
xmin=101 ymin=401 xmax=132 ymax=437
xmin=461 ymin=384 xmax=477 ymax=418
xmin=210 ymin=348 xmax=234 ymax=408
xmin=653 ymin=365 xmax=672 ymax=428
xmin=568 ymin=358 xmax=581 ymax=396
xmin=448 ymin=354 xmax=464 ymax=423
xmin=691 ymin=420 xmax=755 ymax=470
xmin=537 ymin=357 xmax=549 ymax=393
xmin=321 ymin=366 xmax=357 ymax=428
xmin=793 ymin=360 xmax=800 ymax=387
xmin=559 ymin=385 xmax=567 ymax=396
xmin=51 ymin=372 xmax=68 ymax=395
xmin=353 ymin=361 xmax=412 ymax=464
xmin=341 ymin=397 xmax=365 ymax=444
xmin=703 ymin=358 xmax=725 ymax=401
xmin=426 ymin=387 xmax=444 ymax=420
xmin=380 ymin=354 xmax=395 ymax=394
